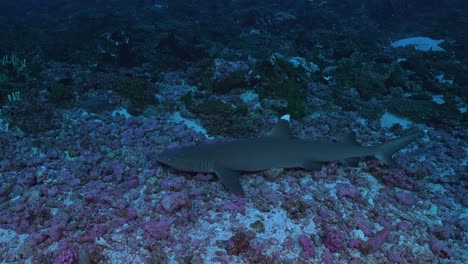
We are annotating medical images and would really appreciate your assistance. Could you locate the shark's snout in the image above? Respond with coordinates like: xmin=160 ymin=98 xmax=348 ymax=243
xmin=157 ymin=150 xmax=182 ymax=167
xmin=157 ymin=154 xmax=170 ymax=163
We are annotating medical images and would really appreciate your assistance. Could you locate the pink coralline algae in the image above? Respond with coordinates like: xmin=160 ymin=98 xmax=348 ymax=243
xmin=160 ymin=192 xmax=189 ymax=213
xmin=397 ymin=220 xmax=413 ymax=232
xmin=461 ymin=192 xmax=468 ymax=207
xmin=321 ymin=249 xmax=334 ymax=264
xmin=16 ymin=172 xmax=37 ymax=188
xmin=83 ymin=192 xmax=113 ymax=205
xmin=336 ymin=184 xmax=361 ymax=201
xmin=0 ymin=73 xmax=466 ymax=263
xmin=314 ymin=207 xmax=333 ymax=225
xmin=221 ymin=200 xmax=245 ymax=214
xmin=379 ymin=169 xmax=421 ymax=192
xmin=348 ymin=239 xmax=361 ymax=249
xmin=194 ymin=173 xmax=214 ymax=181
xmin=226 ymin=230 xmax=255 ymax=255
xmin=54 ymin=249 xmax=77 ymax=264
xmin=429 ymin=238 xmax=453 ymax=259
xmin=42 ymin=220 xmax=68 ymax=241
xmin=142 ymin=220 xmax=173 ymax=240
xmin=361 ymin=228 xmax=391 ymax=255
xmin=324 ymin=226 xmax=344 ymax=252
xmin=350 ymin=214 xmax=374 ymax=237
xmin=76 ymin=224 xmax=108 ymax=243
xmin=386 ymin=245 xmax=415 ymax=264
xmin=160 ymin=176 xmax=187 ymax=191
xmin=298 ymin=234 xmax=316 ymax=258
xmin=431 ymin=224 xmax=455 ymax=240
xmin=394 ymin=190 xmax=416 ymax=207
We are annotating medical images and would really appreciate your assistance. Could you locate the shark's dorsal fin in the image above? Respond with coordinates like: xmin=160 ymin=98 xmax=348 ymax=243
xmin=267 ymin=115 xmax=294 ymax=139
xmin=342 ymin=131 xmax=359 ymax=145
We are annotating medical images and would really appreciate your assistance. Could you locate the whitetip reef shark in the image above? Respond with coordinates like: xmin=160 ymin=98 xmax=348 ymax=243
xmin=157 ymin=115 xmax=424 ymax=195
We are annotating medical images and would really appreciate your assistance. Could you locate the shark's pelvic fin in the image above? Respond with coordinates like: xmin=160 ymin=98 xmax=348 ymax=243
xmin=375 ymin=129 xmax=424 ymax=167
xmin=301 ymin=161 xmax=324 ymax=171
xmin=213 ymin=165 xmax=244 ymax=195
xmin=341 ymin=157 xmax=360 ymax=166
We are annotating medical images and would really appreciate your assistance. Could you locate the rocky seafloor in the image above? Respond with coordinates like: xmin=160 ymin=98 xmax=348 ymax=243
xmin=0 ymin=74 xmax=466 ymax=264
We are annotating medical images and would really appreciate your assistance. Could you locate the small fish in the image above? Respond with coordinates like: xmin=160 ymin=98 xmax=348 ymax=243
xmin=158 ymin=115 xmax=424 ymax=195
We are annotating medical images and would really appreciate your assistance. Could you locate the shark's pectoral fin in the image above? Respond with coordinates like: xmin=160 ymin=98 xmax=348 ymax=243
xmin=213 ymin=165 xmax=244 ymax=195
xmin=301 ymin=161 xmax=324 ymax=171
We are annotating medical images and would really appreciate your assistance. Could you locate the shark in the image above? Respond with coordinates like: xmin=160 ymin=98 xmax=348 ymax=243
xmin=157 ymin=115 xmax=424 ymax=195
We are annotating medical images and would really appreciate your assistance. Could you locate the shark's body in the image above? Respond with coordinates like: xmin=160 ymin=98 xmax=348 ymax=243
xmin=158 ymin=115 xmax=424 ymax=195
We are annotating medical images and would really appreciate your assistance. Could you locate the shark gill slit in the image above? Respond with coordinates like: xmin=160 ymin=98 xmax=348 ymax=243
xmin=199 ymin=159 xmax=213 ymax=171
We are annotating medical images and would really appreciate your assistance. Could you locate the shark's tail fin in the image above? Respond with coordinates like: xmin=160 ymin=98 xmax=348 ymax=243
xmin=375 ymin=129 xmax=424 ymax=167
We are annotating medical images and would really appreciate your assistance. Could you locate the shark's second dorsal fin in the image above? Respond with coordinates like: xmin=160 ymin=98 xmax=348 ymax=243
xmin=268 ymin=115 xmax=294 ymax=139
